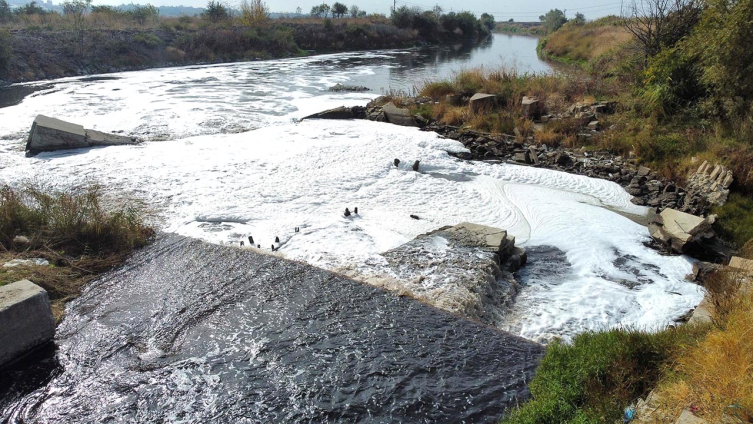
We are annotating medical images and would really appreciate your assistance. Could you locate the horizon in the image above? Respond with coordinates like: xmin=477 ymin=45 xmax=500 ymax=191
xmin=27 ymin=0 xmax=626 ymax=21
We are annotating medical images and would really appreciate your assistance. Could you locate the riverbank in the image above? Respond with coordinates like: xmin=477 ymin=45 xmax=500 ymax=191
xmin=0 ymin=11 xmax=493 ymax=84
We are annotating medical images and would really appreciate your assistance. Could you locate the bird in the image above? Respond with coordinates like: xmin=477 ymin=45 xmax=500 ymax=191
xmin=412 ymin=160 xmax=420 ymax=171
xmin=240 ymin=241 xmax=245 ymax=247
xmin=344 ymin=208 xmax=351 ymax=217
xmin=354 ymin=207 xmax=358 ymax=214
xmin=394 ymin=158 xmax=400 ymax=167
xmin=410 ymin=214 xmax=420 ymax=220
xmin=275 ymin=236 xmax=280 ymax=243
xmin=248 ymin=236 xmax=254 ymax=245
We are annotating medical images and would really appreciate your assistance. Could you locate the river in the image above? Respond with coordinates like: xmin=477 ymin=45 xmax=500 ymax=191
xmin=0 ymin=34 xmax=703 ymax=422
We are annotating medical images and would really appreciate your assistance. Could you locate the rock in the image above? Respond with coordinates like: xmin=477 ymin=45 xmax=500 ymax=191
xmin=651 ymin=208 xmax=718 ymax=255
xmin=586 ymin=120 xmax=600 ymax=131
xmin=380 ymin=223 xmax=522 ymax=324
xmin=513 ymin=150 xmax=530 ymax=163
xmin=684 ymin=160 xmax=733 ymax=208
xmin=3 ymin=258 xmax=50 ymax=268
xmin=382 ymin=102 xmax=417 ymax=127
xmin=521 ymin=96 xmax=542 ymax=119
xmin=302 ymin=106 xmax=365 ymax=120
xmin=728 ymin=256 xmax=753 ymax=275
xmin=445 ymin=94 xmax=462 ymax=105
xmin=0 ymin=280 xmax=56 ymax=367
xmin=674 ymin=409 xmax=708 ymax=424
xmin=469 ymin=93 xmax=496 ymax=113
xmin=528 ymin=146 xmax=540 ymax=165
xmin=412 ymin=160 xmax=420 ymax=171
xmin=637 ymin=165 xmax=651 ymax=177
xmin=12 ymin=235 xmax=30 ymax=245
xmin=26 ymin=115 xmax=138 ymax=154
xmin=328 ymin=83 xmax=370 ymax=92
xmin=554 ymin=151 xmax=573 ymax=166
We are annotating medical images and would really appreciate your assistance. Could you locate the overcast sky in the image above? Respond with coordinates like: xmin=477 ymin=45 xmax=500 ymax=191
xmin=89 ymin=0 xmax=626 ymax=21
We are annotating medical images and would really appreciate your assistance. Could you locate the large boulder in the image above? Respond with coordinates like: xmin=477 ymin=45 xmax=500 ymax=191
xmin=381 ymin=102 xmax=417 ymax=127
xmin=469 ymin=93 xmax=496 ymax=113
xmin=328 ymin=83 xmax=370 ymax=92
xmin=0 ymin=280 xmax=55 ymax=367
xmin=26 ymin=115 xmax=138 ymax=154
xmin=521 ymin=96 xmax=543 ymax=119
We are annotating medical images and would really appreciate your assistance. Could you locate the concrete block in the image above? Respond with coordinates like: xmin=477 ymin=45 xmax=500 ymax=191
xmin=0 ymin=280 xmax=55 ymax=367
xmin=728 ymin=256 xmax=753 ymax=275
xmin=382 ymin=103 xmax=417 ymax=127
xmin=85 ymin=129 xmax=136 ymax=147
xmin=26 ymin=115 xmax=87 ymax=152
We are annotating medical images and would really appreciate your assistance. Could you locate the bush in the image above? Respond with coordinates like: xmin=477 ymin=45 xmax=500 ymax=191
xmin=133 ymin=32 xmax=162 ymax=48
xmin=0 ymin=0 xmax=11 ymax=23
xmin=713 ymin=193 xmax=753 ymax=248
xmin=0 ymin=29 xmax=11 ymax=75
xmin=0 ymin=184 xmax=153 ymax=257
xmin=203 ymin=0 xmax=229 ymax=23
xmin=502 ymin=327 xmax=705 ymax=424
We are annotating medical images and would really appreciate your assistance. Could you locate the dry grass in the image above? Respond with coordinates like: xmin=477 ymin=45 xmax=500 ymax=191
xmin=541 ymin=17 xmax=632 ymax=65
xmin=0 ymin=184 xmax=154 ymax=322
xmin=655 ymin=279 xmax=753 ymax=422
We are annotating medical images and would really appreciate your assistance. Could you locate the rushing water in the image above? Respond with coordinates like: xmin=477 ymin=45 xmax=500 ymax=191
xmin=0 ymin=34 xmax=704 ymax=422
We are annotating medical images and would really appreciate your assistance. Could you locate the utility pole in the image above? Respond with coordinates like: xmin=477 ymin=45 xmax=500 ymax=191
xmin=393 ymin=0 xmax=396 ymax=13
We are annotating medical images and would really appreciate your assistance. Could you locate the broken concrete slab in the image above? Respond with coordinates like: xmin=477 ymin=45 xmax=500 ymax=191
xmin=728 ymin=256 xmax=753 ymax=275
xmin=26 ymin=115 xmax=138 ymax=154
xmin=469 ymin=93 xmax=496 ymax=112
xmin=381 ymin=102 xmax=417 ymax=127
xmin=302 ymin=105 xmax=366 ymax=120
xmin=521 ymin=96 xmax=542 ymax=119
xmin=0 ymin=280 xmax=55 ymax=368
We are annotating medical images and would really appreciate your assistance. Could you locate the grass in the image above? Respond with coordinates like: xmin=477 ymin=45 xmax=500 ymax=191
xmin=0 ymin=184 xmax=154 ymax=321
xmin=501 ymin=326 xmax=709 ymax=424
xmin=538 ymin=17 xmax=632 ymax=67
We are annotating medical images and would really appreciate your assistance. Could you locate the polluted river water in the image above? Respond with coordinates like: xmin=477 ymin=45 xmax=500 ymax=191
xmin=0 ymin=34 xmax=703 ymax=422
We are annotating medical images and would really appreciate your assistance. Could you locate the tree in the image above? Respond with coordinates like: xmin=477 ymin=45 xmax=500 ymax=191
xmin=295 ymin=6 xmax=301 ymax=15
xmin=622 ymin=0 xmax=702 ymax=60
xmin=508 ymin=18 xmax=513 ymax=22
xmin=349 ymin=4 xmax=359 ymax=17
xmin=17 ymin=1 xmax=47 ymax=15
xmin=0 ymin=0 xmax=11 ymax=22
xmin=431 ymin=4 xmax=442 ymax=20
xmin=129 ymin=4 xmax=159 ymax=26
xmin=571 ymin=12 xmax=585 ymax=26
xmin=539 ymin=9 xmax=567 ymax=33
xmin=331 ymin=2 xmax=347 ymax=17
xmin=310 ymin=3 xmax=330 ymax=17
xmin=63 ymin=0 xmax=91 ymax=55
xmin=203 ymin=0 xmax=229 ymax=22
xmin=480 ymin=12 xmax=495 ymax=31
xmin=240 ymin=0 xmax=269 ymax=24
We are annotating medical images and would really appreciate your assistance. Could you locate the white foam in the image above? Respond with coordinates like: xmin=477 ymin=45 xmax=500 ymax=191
xmin=0 ymin=119 xmax=702 ymax=341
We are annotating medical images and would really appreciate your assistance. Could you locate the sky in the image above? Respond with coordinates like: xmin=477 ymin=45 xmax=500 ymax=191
xmin=86 ymin=0 xmax=627 ymax=21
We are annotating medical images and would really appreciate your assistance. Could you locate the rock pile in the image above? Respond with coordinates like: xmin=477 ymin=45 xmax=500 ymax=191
xmin=684 ymin=160 xmax=734 ymax=210
xmin=328 ymin=83 xmax=370 ymax=92
xmin=647 ymin=208 xmax=728 ymax=260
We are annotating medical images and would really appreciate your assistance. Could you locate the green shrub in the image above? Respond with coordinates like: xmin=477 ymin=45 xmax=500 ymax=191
xmin=502 ymin=328 xmax=704 ymax=424
xmin=133 ymin=32 xmax=162 ymax=48
xmin=713 ymin=193 xmax=753 ymax=248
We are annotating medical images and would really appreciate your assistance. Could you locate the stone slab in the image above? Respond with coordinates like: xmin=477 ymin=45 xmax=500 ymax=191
xmin=728 ymin=256 xmax=753 ymax=274
xmin=85 ymin=129 xmax=136 ymax=147
xmin=26 ymin=115 xmax=87 ymax=152
xmin=0 ymin=280 xmax=55 ymax=367
xmin=675 ymin=409 xmax=708 ymax=424
xmin=382 ymin=102 xmax=417 ymax=127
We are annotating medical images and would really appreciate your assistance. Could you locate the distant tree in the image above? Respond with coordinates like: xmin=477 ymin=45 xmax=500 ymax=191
xmin=508 ymin=18 xmax=513 ymax=22
xmin=349 ymin=4 xmax=359 ymax=17
xmin=17 ymin=1 xmax=47 ymax=15
xmin=571 ymin=12 xmax=585 ymax=25
xmin=295 ymin=6 xmax=301 ymax=14
xmin=539 ymin=8 xmax=567 ymax=33
xmin=480 ymin=12 xmax=495 ymax=31
xmin=63 ymin=0 xmax=91 ymax=55
xmin=240 ymin=0 xmax=269 ymax=24
xmin=0 ymin=0 xmax=12 ymax=22
xmin=310 ymin=3 xmax=330 ymax=17
xmin=129 ymin=4 xmax=159 ymax=25
xmin=331 ymin=2 xmax=347 ymax=17
xmin=431 ymin=4 xmax=442 ymax=19
xmin=203 ymin=0 xmax=229 ymax=22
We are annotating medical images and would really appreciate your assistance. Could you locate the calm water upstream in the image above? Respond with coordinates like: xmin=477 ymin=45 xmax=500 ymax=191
xmin=0 ymin=34 xmax=702 ymax=423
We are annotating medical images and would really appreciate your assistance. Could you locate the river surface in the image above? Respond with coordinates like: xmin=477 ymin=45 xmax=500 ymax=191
xmin=0 ymin=34 xmax=703 ymax=422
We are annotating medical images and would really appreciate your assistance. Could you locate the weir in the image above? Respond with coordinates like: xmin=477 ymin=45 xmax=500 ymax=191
xmin=1 ymin=235 xmax=543 ymax=423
